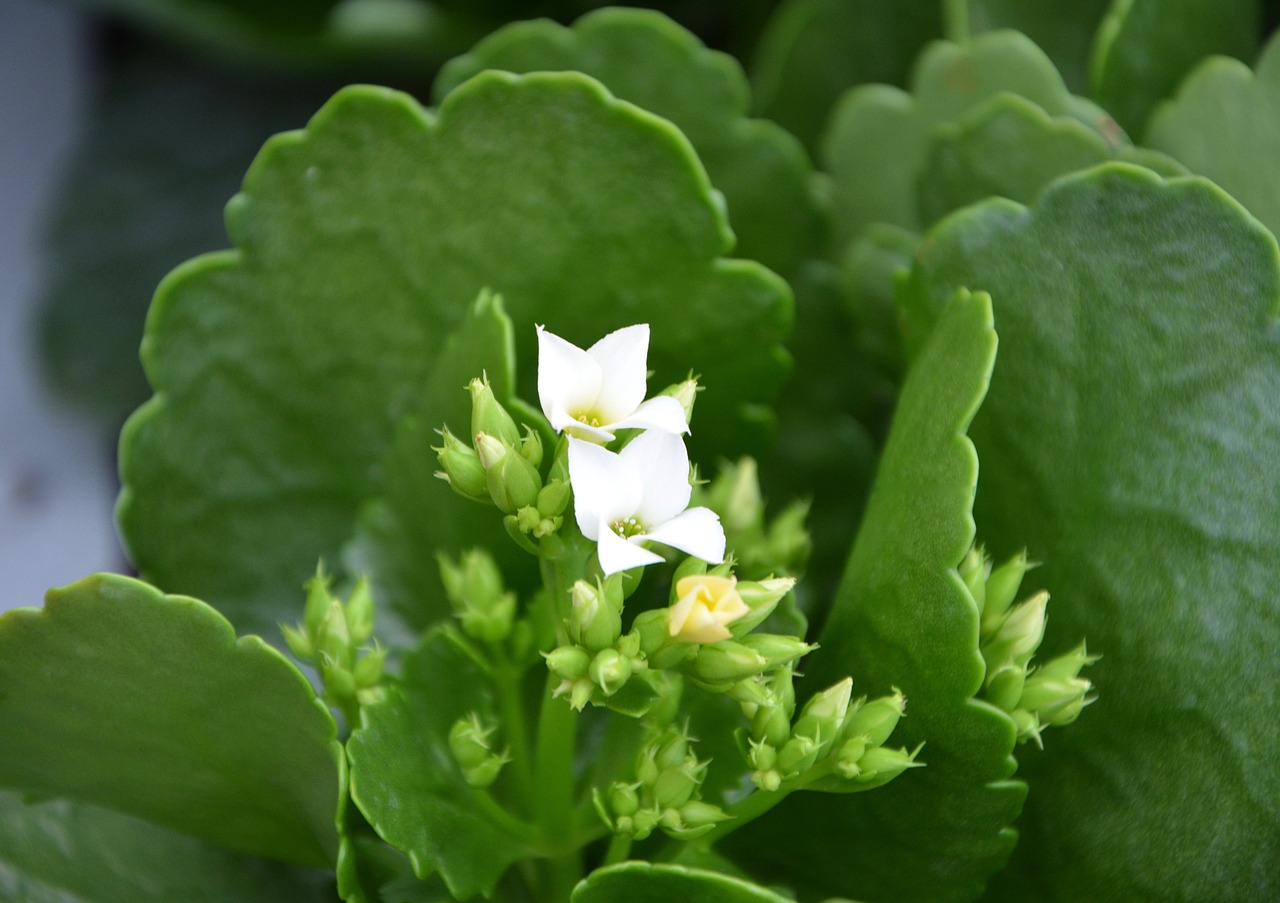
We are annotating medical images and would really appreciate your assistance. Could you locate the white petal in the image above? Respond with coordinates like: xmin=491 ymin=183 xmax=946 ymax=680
xmin=547 ymin=405 xmax=616 ymax=443
xmin=596 ymin=524 xmax=664 ymax=576
xmin=587 ymin=324 xmax=649 ymax=423
xmin=642 ymin=507 xmax=726 ymax=565
xmin=621 ymin=430 xmax=692 ymax=526
xmin=608 ymin=395 xmax=690 ymax=436
xmin=567 ymin=438 xmax=641 ymax=537
xmin=538 ymin=325 xmax=602 ymax=425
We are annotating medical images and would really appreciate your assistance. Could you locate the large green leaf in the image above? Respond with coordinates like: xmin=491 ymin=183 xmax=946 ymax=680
xmin=434 ymin=7 xmax=824 ymax=278
xmin=904 ymin=164 xmax=1280 ymax=902
xmin=0 ymin=575 xmax=342 ymax=868
xmin=724 ymin=290 xmax=1021 ymax=903
xmin=0 ymin=791 xmax=329 ymax=903
xmin=749 ymin=0 xmax=943 ymax=154
xmin=822 ymin=30 xmax=1108 ymax=251
xmin=117 ymin=73 xmax=791 ymax=636
xmin=572 ymin=863 xmax=791 ymax=903
xmin=347 ymin=627 xmax=540 ymax=899
xmin=1146 ymin=29 xmax=1280 ymax=240
xmin=36 ymin=43 xmax=341 ymax=432
xmin=969 ymin=0 xmax=1113 ymax=92
xmin=1090 ymin=0 xmax=1260 ymax=135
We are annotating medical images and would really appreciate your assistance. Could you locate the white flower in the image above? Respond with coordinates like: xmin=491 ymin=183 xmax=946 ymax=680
xmin=568 ymin=430 xmax=725 ymax=576
xmin=537 ymin=324 xmax=689 ymax=443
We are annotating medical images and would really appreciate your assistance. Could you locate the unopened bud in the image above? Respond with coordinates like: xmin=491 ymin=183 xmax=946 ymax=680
xmin=959 ymin=545 xmax=990 ymax=612
xmin=843 ymin=688 xmax=906 ymax=748
xmin=321 ymin=660 xmax=356 ymax=702
xmin=691 ymin=641 xmax=768 ymax=683
xmin=317 ymin=599 xmax=352 ymax=670
xmin=352 ymin=645 xmax=387 ymax=689
xmin=984 ymin=591 xmax=1048 ymax=670
xmin=344 ymin=577 xmax=374 ymax=646
xmin=590 ymin=648 xmax=632 ymax=697
xmin=668 ymin=800 xmax=730 ymax=839
xmin=536 ymin=479 xmax=570 ymax=518
xmin=985 ymin=664 xmax=1027 ymax=712
xmin=653 ymin=726 xmax=692 ymax=771
xmin=434 ymin=427 xmax=489 ymax=502
xmin=834 ymin=736 xmax=868 ymax=778
xmin=303 ymin=564 xmax=332 ymax=637
xmin=793 ymin=677 xmax=853 ymax=749
xmin=608 ymin=782 xmax=640 ymax=817
xmin=448 ymin=714 xmax=494 ymax=770
xmin=439 ymin=550 xmax=514 ymax=643
xmin=659 ymin=377 xmax=699 ymax=425
xmin=730 ymin=577 xmax=797 ymax=636
xmin=776 ymin=734 xmax=819 ymax=777
xmin=463 ymin=755 xmax=508 ymax=789
xmin=545 ymin=645 xmax=591 ymax=680
xmin=519 ymin=426 xmax=543 ymax=467
xmin=739 ymin=633 xmax=815 ymax=670
xmin=983 ymin=550 xmax=1030 ymax=633
xmin=281 ymin=624 xmax=313 ymax=661
xmin=477 ymin=435 xmax=541 ymax=513
xmin=852 ymin=744 xmax=922 ymax=786
xmin=469 ymin=377 xmax=520 ymax=446
xmin=570 ymin=580 xmax=622 ymax=651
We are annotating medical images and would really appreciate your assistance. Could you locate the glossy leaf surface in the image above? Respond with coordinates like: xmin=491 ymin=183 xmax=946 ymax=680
xmin=572 ymin=862 xmax=791 ymax=903
xmin=347 ymin=627 xmax=539 ymax=899
xmin=1091 ymin=0 xmax=1259 ymax=135
xmin=723 ymin=291 xmax=1020 ymax=903
xmin=0 ymin=791 xmax=331 ymax=903
xmin=1146 ymin=30 xmax=1280 ymax=239
xmin=0 ymin=575 xmax=342 ymax=867
xmin=117 ymin=73 xmax=791 ymax=636
xmin=435 ymin=7 xmax=823 ymax=277
xmin=905 ymin=164 xmax=1280 ymax=902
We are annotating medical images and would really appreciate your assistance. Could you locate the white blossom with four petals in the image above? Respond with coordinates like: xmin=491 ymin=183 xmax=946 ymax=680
xmin=537 ymin=324 xmax=689 ymax=443
xmin=567 ymin=430 xmax=725 ymax=576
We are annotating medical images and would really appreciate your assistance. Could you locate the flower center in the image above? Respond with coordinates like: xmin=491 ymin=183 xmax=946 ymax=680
xmin=610 ymin=516 xmax=646 ymax=539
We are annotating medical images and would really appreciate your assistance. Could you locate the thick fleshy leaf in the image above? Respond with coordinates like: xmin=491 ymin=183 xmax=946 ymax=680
xmin=347 ymin=627 xmax=540 ymax=899
xmin=572 ymin=863 xmax=791 ymax=903
xmin=118 ymin=73 xmax=791 ymax=636
xmin=822 ymin=30 xmax=1108 ymax=250
xmin=1091 ymin=0 xmax=1260 ymax=135
xmin=35 ymin=43 xmax=340 ymax=432
xmin=969 ymin=0 xmax=1113 ymax=91
xmin=904 ymin=164 xmax=1280 ymax=902
xmin=723 ymin=291 xmax=1020 ymax=903
xmin=749 ymin=0 xmax=943 ymax=154
xmin=1146 ymin=29 xmax=1280 ymax=239
xmin=0 ymin=791 xmax=331 ymax=903
xmin=0 ymin=574 xmax=342 ymax=867
xmin=435 ymin=7 xmax=824 ymax=277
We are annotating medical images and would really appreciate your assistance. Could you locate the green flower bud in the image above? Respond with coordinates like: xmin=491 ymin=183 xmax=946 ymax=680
xmin=690 ymin=641 xmax=768 ymax=684
xmin=536 ymin=479 xmax=571 ymax=518
xmin=748 ymin=739 xmax=777 ymax=773
xmin=1020 ymin=675 xmax=1094 ymax=727
xmin=321 ymin=659 xmax=356 ymax=703
xmin=753 ymin=769 xmax=782 ymax=792
xmin=658 ymin=377 xmax=699 ymax=425
xmin=477 ymin=435 xmax=541 ymax=514
xmin=352 ymin=645 xmax=387 ymax=689
xmin=590 ymin=649 xmax=632 ymax=697
xmin=834 ymin=736 xmax=868 ymax=778
xmin=553 ymin=677 xmax=595 ymax=712
xmin=753 ymin=699 xmax=793 ymax=748
xmin=792 ymin=678 xmax=854 ymax=749
xmin=570 ymin=580 xmax=622 ymax=652
xmin=958 ymin=545 xmax=990 ymax=613
xmin=983 ymin=590 xmax=1048 ymax=671
xmin=985 ymin=663 xmax=1028 ymax=713
xmin=302 ymin=564 xmax=332 ymax=637
xmin=519 ymin=426 xmax=543 ymax=467
xmin=608 ymin=782 xmax=640 ymax=818
xmin=635 ymin=748 xmax=660 ymax=787
xmin=448 ymin=714 xmax=494 ymax=770
xmin=281 ymin=624 xmax=313 ymax=662
xmin=317 ymin=599 xmax=352 ymax=670
xmin=1011 ymin=708 xmax=1043 ymax=746
xmin=842 ymin=688 xmax=906 ymax=748
xmin=344 ymin=577 xmax=374 ymax=646
xmin=474 ymin=432 xmax=508 ymax=470
xmin=776 ymin=734 xmax=820 ymax=777
xmin=718 ymin=458 xmax=764 ymax=537
xmin=469 ymin=376 xmax=520 ymax=446
xmin=654 ymin=726 xmax=692 ymax=772
xmin=677 ymin=800 xmax=730 ymax=832
xmin=983 ymin=550 xmax=1030 ymax=630
xmin=762 ymin=500 xmax=811 ymax=572
xmin=853 ymin=744 xmax=922 ymax=786
xmin=653 ymin=759 xmax=706 ymax=809
xmin=629 ymin=806 xmax=660 ymax=841
xmin=728 ymin=676 xmax=772 ymax=711
xmin=439 ymin=550 xmax=514 ymax=643
xmin=434 ymin=427 xmax=489 ymax=502
xmin=738 ymin=633 xmax=815 ymax=670
xmin=463 ymin=755 xmax=507 ymax=789
xmin=730 ymin=577 xmax=798 ymax=637
xmin=545 ymin=645 xmax=591 ymax=681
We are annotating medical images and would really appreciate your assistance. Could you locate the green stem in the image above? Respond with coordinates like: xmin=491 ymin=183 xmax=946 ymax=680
xmin=470 ymin=785 xmax=539 ymax=844
xmin=684 ymin=762 xmax=838 ymax=849
xmin=535 ymin=670 xmax=580 ymax=899
xmin=603 ymin=832 xmax=633 ymax=866
xmin=493 ymin=651 xmax=537 ymax=815
xmin=943 ymin=0 xmax=970 ymax=44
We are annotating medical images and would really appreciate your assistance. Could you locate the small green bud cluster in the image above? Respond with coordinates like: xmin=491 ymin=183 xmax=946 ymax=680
xmin=694 ymin=458 xmax=811 ymax=578
xmin=960 ymin=546 xmax=1098 ymax=746
xmin=592 ymin=724 xmax=730 ymax=841
xmin=439 ymin=549 xmax=516 ymax=644
xmin=548 ymin=576 xmax=646 ymax=711
xmin=434 ymin=376 xmax=564 ymax=540
xmin=746 ymin=674 xmax=920 ymax=792
xmin=448 ymin=713 xmax=510 ymax=788
xmin=282 ymin=564 xmax=386 ymax=721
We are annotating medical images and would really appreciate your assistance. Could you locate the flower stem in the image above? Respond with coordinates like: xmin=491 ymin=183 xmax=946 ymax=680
xmin=944 ymin=0 xmax=970 ymax=44
xmin=535 ymin=670 xmax=580 ymax=900
xmin=604 ymin=832 xmax=633 ymax=866
xmin=493 ymin=649 xmax=536 ymax=815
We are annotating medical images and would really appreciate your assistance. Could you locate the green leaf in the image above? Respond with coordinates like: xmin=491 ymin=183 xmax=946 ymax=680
xmin=723 ymin=291 xmax=1021 ymax=903
xmin=1091 ymin=0 xmax=1260 ymax=135
xmin=0 ymin=574 xmax=342 ymax=868
xmin=347 ymin=627 xmax=539 ymax=899
xmin=572 ymin=862 xmax=792 ymax=903
xmin=118 ymin=73 xmax=791 ymax=636
xmin=905 ymin=164 xmax=1280 ymax=902
xmin=1146 ymin=29 xmax=1280 ymax=240
xmin=35 ymin=44 xmax=341 ymax=432
xmin=823 ymin=30 xmax=1108 ymax=251
xmin=434 ymin=8 xmax=824 ymax=277
xmin=0 ymin=790 xmax=331 ymax=903
xmin=344 ymin=290 xmax=531 ymax=644
xmin=969 ymin=0 xmax=1113 ymax=92
xmin=750 ymin=0 xmax=943 ymax=154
